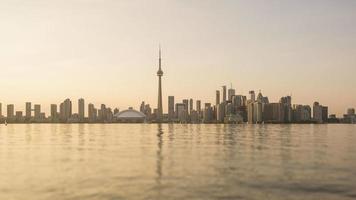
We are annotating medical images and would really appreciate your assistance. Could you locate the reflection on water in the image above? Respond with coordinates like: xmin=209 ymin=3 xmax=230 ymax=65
xmin=0 ymin=124 xmax=356 ymax=200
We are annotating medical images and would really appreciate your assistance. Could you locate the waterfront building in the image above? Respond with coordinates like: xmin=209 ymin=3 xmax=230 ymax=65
xmin=280 ymin=96 xmax=292 ymax=123
xmin=203 ymin=103 xmax=213 ymax=123
xmin=175 ymin=103 xmax=186 ymax=122
xmin=228 ymin=88 xmax=235 ymax=101
xmin=189 ymin=98 xmax=194 ymax=115
xmin=168 ymin=96 xmax=175 ymax=120
xmin=0 ymin=103 xmax=2 ymax=117
xmin=263 ymin=103 xmax=284 ymax=123
xmin=196 ymin=100 xmax=201 ymax=114
xmin=25 ymin=102 xmax=31 ymax=120
xmin=7 ymin=104 xmax=14 ymax=119
xmin=249 ymin=91 xmax=256 ymax=102
xmin=88 ymin=103 xmax=96 ymax=122
xmin=34 ymin=104 xmax=41 ymax=120
xmin=292 ymin=105 xmax=311 ymax=122
xmin=216 ymin=90 xmax=220 ymax=106
xmin=114 ymin=107 xmax=146 ymax=123
xmin=313 ymin=102 xmax=327 ymax=123
xmin=78 ymin=98 xmax=85 ymax=121
xmin=50 ymin=104 xmax=58 ymax=120
xmin=222 ymin=86 xmax=227 ymax=102
xmin=216 ymin=102 xmax=226 ymax=123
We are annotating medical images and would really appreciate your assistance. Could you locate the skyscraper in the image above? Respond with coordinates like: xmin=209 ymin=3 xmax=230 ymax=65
xmin=196 ymin=100 xmax=201 ymax=114
xmin=215 ymin=90 xmax=220 ymax=105
xmin=51 ymin=104 xmax=57 ymax=120
xmin=34 ymin=104 xmax=41 ymax=119
xmin=88 ymin=103 xmax=96 ymax=121
xmin=189 ymin=98 xmax=193 ymax=114
xmin=0 ymin=103 xmax=2 ymax=117
xmin=168 ymin=96 xmax=174 ymax=120
xmin=222 ymin=86 xmax=227 ymax=103
xmin=228 ymin=88 xmax=235 ymax=102
xmin=7 ymin=104 xmax=14 ymax=119
xmin=156 ymin=46 xmax=163 ymax=121
xmin=78 ymin=98 xmax=85 ymax=120
xmin=25 ymin=102 xmax=31 ymax=119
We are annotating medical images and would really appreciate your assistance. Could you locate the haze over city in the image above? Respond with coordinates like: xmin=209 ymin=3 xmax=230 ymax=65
xmin=1 ymin=0 xmax=355 ymax=116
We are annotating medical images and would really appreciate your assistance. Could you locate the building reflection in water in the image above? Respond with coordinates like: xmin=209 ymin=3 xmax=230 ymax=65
xmin=156 ymin=123 xmax=164 ymax=186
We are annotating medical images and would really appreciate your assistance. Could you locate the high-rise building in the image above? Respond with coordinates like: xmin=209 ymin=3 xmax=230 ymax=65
xmin=189 ymin=98 xmax=193 ymax=114
xmin=228 ymin=88 xmax=235 ymax=102
xmin=78 ymin=98 xmax=85 ymax=120
xmin=88 ymin=103 xmax=96 ymax=121
xmin=140 ymin=101 xmax=145 ymax=113
xmin=25 ymin=102 xmax=31 ymax=119
xmin=280 ymin=96 xmax=292 ymax=122
xmin=182 ymin=99 xmax=189 ymax=115
xmin=34 ymin=104 xmax=41 ymax=119
xmin=156 ymin=46 xmax=164 ymax=121
xmin=222 ymin=86 xmax=227 ymax=103
xmin=100 ymin=104 xmax=107 ymax=121
xmin=7 ymin=104 xmax=14 ymax=119
xmin=293 ymin=105 xmax=311 ymax=122
xmin=249 ymin=91 xmax=255 ymax=102
xmin=168 ymin=96 xmax=175 ymax=120
xmin=313 ymin=102 xmax=323 ymax=123
xmin=0 ymin=103 xmax=2 ymax=117
xmin=203 ymin=103 xmax=213 ymax=123
xmin=60 ymin=99 xmax=72 ymax=121
xmin=215 ymin=90 xmax=220 ymax=105
xmin=51 ymin=104 xmax=58 ymax=119
xmin=263 ymin=103 xmax=285 ymax=123
xmin=175 ymin=103 xmax=186 ymax=122
xmin=196 ymin=100 xmax=201 ymax=114
xmin=216 ymin=102 xmax=226 ymax=122
xmin=15 ymin=111 xmax=23 ymax=121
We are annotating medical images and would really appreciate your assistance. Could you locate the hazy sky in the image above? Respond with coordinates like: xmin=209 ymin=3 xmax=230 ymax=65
xmin=0 ymin=0 xmax=355 ymax=116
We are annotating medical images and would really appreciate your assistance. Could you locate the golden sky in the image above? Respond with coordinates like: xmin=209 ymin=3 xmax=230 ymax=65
xmin=0 ymin=0 xmax=355 ymax=116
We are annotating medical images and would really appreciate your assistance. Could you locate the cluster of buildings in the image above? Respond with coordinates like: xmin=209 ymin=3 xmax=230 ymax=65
xmin=0 ymin=48 xmax=354 ymax=124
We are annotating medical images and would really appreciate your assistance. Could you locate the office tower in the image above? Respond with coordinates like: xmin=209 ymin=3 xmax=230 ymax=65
xmin=215 ymin=90 xmax=220 ymax=105
xmin=78 ymin=98 xmax=85 ymax=120
xmin=25 ymin=102 xmax=31 ymax=119
xmin=196 ymin=100 xmax=201 ymax=114
xmin=62 ymin=98 xmax=72 ymax=121
xmin=168 ymin=96 xmax=175 ymax=120
xmin=253 ymin=102 xmax=263 ymax=123
xmin=216 ymin=102 xmax=226 ymax=123
xmin=100 ymin=104 xmax=106 ymax=121
xmin=293 ymin=105 xmax=311 ymax=122
xmin=249 ymin=91 xmax=255 ymax=101
xmin=228 ymin=88 xmax=235 ymax=102
xmin=313 ymin=102 xmax=323 ymax=123
xmin=182 ymin=99 xmax=189 ymax=114
xmin=322 ymin=106 xmax=328 ymax=123
xmin=232 ymin=95 xmax=243 ymax=107
xmin=7 ymin=104 xmax=14 ymax=119
xmin=156 ymin=46 xmax=164 ymax=121
xmin=0 ymin=103 xmax=2 ymax=117
xmin=88 ymin=103 xmax=96 ymax=121
xmin=222 ymin=86 xmax=227 ymax=102
xmin=15 ymin=111 xmax=23 ymax=121
xmin=51 ymin=104 xmax=57 ymax=119
xmin=280 ymin=96 xmax=292 ymax=123
xmin=189 ymin=98 xmax=193 ymax=114
xmin=34 ymin=104 xmax=41 ymax=119
xmin=175 ymin=103 xmax=186 ymax=122
xmin=263 ymin=103 xmax=285 ymax=123
xmin=203 ymin=103 xmax=213 ymax=123
xmin=247 ymin=102 xmax=254 ymax=124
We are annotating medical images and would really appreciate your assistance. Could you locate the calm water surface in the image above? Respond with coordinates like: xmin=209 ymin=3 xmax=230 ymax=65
xmin=0 ymin=124 xmax=356 ymax=200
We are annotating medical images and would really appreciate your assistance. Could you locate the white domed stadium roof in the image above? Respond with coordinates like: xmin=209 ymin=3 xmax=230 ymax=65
xmin=114 ymin=108 xmax=146 ymax=119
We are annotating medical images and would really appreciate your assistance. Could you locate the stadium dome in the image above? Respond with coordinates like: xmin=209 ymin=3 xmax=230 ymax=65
xmin=114 ymin=107 xmax=146 ymax=123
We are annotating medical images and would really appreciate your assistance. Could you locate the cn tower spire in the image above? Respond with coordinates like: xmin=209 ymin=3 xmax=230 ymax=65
xmin=157 ymin=45 xmax=163 ymax=121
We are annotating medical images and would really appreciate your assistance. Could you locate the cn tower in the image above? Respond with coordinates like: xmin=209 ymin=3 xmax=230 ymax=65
xmin=156 ymin=46 xmax=163 ymax=121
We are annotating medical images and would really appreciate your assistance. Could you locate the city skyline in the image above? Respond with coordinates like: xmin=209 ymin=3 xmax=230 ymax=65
xmin=1 ymin=1 xmax=356 ymax=116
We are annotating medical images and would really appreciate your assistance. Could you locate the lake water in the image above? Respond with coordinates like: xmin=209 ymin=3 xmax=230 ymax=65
xmin=0 ymin=124 xmax=356 ymax=200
